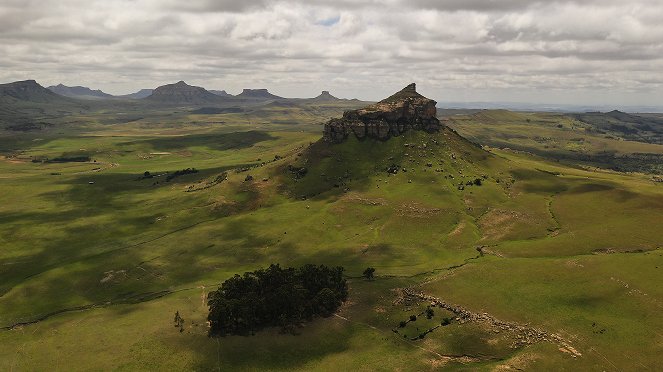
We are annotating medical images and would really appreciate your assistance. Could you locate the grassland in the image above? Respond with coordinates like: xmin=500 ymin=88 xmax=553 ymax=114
xmin=446 ymin=110 xmax=663 ymax=174
xmin=0 ymin=104 xmax=662 ymax=371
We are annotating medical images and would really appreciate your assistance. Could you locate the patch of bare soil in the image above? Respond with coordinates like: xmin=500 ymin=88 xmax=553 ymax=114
xmin=448 ymin=221 xmax=466 ymax=237
xmin=478 ymin=209 xmax=530 ymax=241
xmin=396 ymin=202 xmax=441 ymax=217
xmin=341 ymin=192 xmax=388 ymax=206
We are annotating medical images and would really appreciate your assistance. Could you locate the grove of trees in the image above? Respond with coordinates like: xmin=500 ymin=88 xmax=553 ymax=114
xmin=207 ymin=264 xmax=348 ymax=337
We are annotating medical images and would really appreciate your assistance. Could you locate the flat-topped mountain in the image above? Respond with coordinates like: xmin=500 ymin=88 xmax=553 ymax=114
xmin=236 ymin=89 xmax=283 ymax=100
xmin=0 ymin=80 xmax=73 ymax=104
xmin=323 ymin=83 xmax=441 ymax=143
xmin=47 ymin=84 xmax=113 ymax=100
xmin=145 ymin=81 xmax=223 ymax=104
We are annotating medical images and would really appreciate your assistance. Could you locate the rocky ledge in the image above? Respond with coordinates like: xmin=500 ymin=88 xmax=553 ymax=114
xmin=323 ymin=83 xmax=441 ymax=143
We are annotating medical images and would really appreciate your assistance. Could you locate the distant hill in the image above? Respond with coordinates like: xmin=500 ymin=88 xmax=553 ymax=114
xmin=191 ymin=107 xmax=243 ymax=114
xmin=311 ymin=91 xmax=340 ymax=102
xmin=210 ymin=90 xmax=233 ymax=97
xmin=47 ymin=84 xmax=113 ymax=100
xmin=118 ymin=89 xmax=153 ymax=99
xmin=145 ymin=81 xmax=225 ymax=104
xmin=236 ymin=89 xmax=283 ymax=100
xmin=572 ymin=110 xmax=663 ymax=144
xmin=0 ymin=80 xmax=73 ymax=104
xmin=0 ymin=80 xmax=84 ymax=130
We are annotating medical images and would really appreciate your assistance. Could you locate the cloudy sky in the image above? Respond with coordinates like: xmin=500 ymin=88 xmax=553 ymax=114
xmin=1 ymin=0 xmax=662 ymax=106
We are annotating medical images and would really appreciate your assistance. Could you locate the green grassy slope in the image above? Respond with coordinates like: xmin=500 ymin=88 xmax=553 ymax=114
xmin=0 ymin=120 xmax=661 ymax=370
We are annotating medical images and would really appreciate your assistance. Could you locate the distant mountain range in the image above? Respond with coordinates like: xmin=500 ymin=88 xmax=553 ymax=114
xmin=47 ymin=84 xmax=113 ymax=100
xmin=0 ymin=79 xmax=359 ymax=105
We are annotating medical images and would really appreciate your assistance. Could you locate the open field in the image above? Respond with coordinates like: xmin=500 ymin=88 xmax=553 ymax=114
xmin=446 ymin=110 xmax=663 ymax=174
xmin=1 ymin=105 xmax=662 ymax=371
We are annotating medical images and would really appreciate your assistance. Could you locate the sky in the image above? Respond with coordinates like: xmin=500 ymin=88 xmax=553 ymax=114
xmin=1 ymin=0 xmax=662 ymax=106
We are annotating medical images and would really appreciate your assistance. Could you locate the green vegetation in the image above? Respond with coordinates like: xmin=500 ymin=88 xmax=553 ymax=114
xmin=0 ymin=101 xmax=661 ymax=370
xmin=207 ymin=264 xmax=347 ymax=336
xmin=447 ymin=109 xmax=663 ymax=174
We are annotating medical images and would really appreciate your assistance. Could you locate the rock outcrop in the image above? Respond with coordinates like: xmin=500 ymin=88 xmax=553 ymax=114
xmin=323 ymin=83 xmax=441 ymax=143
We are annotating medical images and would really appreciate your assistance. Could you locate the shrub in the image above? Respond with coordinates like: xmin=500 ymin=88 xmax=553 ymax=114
xmin=362 ymin=267 xmax=376 ymax=280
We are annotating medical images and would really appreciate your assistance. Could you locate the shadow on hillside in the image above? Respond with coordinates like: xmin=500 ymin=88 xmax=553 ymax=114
xmin=121 ymin=130 xmax=276 ymax=152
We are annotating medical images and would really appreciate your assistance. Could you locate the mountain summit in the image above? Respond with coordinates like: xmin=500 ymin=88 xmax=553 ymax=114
xmin=236 ymin=89 xmax=283 ymax=100
xmin=47 ymin=84 xmax=113 ymax=100
xmin=145 ymin=81 xmax=222 ymax=104
xmin=312 ymin=91 xmax=340 ymax=101
xmin=0 ymin=80 xmax=72 ymax=103
xmin=323 ymin=83 xmax=441 ymax=143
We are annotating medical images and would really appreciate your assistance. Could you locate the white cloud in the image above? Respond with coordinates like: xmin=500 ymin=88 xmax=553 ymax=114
xmin=0 ymin=0 xmax=661 ymax=105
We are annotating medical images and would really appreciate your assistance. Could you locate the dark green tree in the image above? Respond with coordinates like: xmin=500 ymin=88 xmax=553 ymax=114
xmin=207 ymin=264 xmax=348 ymax=337
xmin=362 ymin=267 xmax=376 ymax=280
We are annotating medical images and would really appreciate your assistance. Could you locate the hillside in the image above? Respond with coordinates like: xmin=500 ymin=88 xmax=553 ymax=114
xmin=0 ymin=80 xmax=72 ymax=104
xmin=447 ymin=109 xmax=663 ymax=174
xmin=118 ymin=89 xmax=153 ymax=99
xmin=209 ymin=89 xmax=233 ymax=97
xmin=1 ymin=83 xmax=662 ymax=371
xmin=0 ymin=80 xmax=85 ymax=129
xmin=47 ymin=84 xmax=113 ymax=100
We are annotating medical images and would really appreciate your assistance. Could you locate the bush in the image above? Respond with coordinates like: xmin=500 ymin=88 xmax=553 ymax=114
xmin=409 ymin=315 xmax=417 ymax=322
xmin=362 ymin=267 xmax=376 ymax=280
xmin=425 ymin=307 xmax=434 ymax=319
xmin=166 ymin=168 xmax=198 ymax=182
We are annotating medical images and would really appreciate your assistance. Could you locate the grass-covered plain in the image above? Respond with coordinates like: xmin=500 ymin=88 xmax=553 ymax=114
xmin=0 ymin=107 xmax=662 ymax=370
xmin=446 ymin=109 xmax=663 ymax=174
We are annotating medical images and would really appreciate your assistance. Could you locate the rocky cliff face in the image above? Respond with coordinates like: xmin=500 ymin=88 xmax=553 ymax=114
xmin=323 ymin=83 xmax=441 ymax=143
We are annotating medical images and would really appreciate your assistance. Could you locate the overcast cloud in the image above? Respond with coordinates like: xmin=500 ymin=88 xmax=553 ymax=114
xmin=1 ymin=0 xmax=662 ymax=105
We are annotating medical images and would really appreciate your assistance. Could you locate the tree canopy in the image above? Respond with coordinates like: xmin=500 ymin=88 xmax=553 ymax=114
xmin=207 ymin=264 xmax=348 ymax=337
